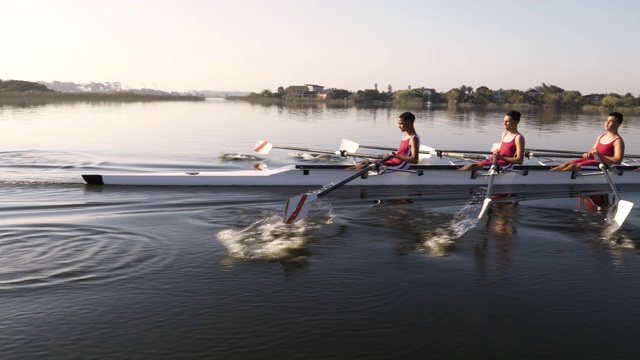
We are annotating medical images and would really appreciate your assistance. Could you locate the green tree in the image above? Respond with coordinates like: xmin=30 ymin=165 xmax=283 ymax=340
xmin=536 ymin=82 xmax=564 ymax=95
xmin=325 ymin=88 xmax=353 ymax=100
xmin=622 ymin=93 xmax=637 ymax=107
xmin=561 ymin=90 xmax=582 ymax=106
xmin=0 ymin=80 xmax=51 ymax=92
xmin=394 ymin=89 xmax=422 ymax=103
xmin=445 ymin=89 xmax=463 ymax=105
xmin=260 ymin=89 xmax=273 ymax=97
xmin=601 ymin=95 xmax=622 ymax=109
xmin=353 ymin=89 xmax=386 ymax=103
xmin=504 ymin=89 xmax=524 ymax=104
xmin=474 ymin=86 xmax=493 ymax=104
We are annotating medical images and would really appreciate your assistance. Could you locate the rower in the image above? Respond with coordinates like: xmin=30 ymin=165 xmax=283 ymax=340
xmin=458 ymin=110 xmax=525 ymax=171
xmin=348 ymin=112 xmax=420 ymax=170
xmin=550 ymin=112 xmax=625 ymax=171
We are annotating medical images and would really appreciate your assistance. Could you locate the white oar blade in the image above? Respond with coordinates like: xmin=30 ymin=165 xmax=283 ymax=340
xmin=283 ymin=193 xmax=318 ymax=224
xmin=613 ymin=200 xmax=634 ymax=227
xmin=339 ymin=139 xmax=359 ymax=153
xmin=477 ymin=198 xmax=492 ymax=220
xmin=254 ymin=140 xmax=273 ymax=154
xmin=418 ymin=145 xmax=434 ymax=159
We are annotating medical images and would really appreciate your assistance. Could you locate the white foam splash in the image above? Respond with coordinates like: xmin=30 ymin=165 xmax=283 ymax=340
xmin=217 ymin=211 xmax=334 ymax=261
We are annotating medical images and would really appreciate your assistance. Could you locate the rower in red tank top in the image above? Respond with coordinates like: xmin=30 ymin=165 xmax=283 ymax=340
xmin=349 ymin=112 xmax=420 ymax=170
xmin=459 ymin=110 xmax=525 ymax=171
xmin=551 ymin=112 xmax=625 ymax=171
xmin=383 ymin=133 xmax=420 ymax=169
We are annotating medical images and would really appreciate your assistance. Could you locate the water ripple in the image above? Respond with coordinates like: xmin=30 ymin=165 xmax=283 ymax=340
xmin=0 ymin=223 xmax=169 ymax=290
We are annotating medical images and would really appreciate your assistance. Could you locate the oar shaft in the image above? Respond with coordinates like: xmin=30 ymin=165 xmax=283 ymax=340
xmin=271 ymin=145 xmax=383 ymax=159
xmin=527 ymin=152 xmax=580 ymax=159
xmin=316 ymin=164 xmax=376 ymax=198
xmin=440 ymin=152 xmax=487 ymax=160
xmin=357 ymin=143 xmax=491 ymax=156
xmin=528 ymin=148 xmax=640 ymax=159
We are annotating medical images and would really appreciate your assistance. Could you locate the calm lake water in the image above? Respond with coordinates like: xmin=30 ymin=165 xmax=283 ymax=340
xmin=1 ymin=99 xmax=640 ymax=359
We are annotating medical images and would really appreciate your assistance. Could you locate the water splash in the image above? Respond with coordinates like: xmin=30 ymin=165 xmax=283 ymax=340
xmin=416 ymin=191 xmax=487 ymax=256
xmin=218 ymin=152 xmax=263 ymax=162
xmin=287 ymin=152 xmax=343 ymax=162
xmin=217 ymin=211 xmax=335 ymax=262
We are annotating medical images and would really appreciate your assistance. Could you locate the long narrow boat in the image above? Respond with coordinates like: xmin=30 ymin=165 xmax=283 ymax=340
xmin=82 ymin=164 xmax=640 ymax=188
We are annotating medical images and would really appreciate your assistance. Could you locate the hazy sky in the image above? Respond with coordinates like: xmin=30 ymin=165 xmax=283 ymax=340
xmin=3 ymin=0 xmax=639 ymax=94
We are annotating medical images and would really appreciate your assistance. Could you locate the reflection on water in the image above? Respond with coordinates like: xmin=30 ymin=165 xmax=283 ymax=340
xmin=0 ymin=101 xmax=639 ymax=359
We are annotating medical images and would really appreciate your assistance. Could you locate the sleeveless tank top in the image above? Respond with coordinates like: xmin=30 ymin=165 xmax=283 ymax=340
xmin=481 ymin=132 xmax=520 ymax=167
xmin=572 ymin=134 xmax=620 ymax=166
xmin=384 ymin=133 xmax=419 ymax=168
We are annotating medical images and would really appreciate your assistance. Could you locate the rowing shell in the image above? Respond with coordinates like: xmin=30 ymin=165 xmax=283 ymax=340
xmin=82 ymin=164 xmax=640 ymax=188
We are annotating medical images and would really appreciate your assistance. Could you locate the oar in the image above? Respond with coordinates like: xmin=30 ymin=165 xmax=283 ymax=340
xmin=339 ymin=139 xmax=495 ymax=159
xmin=527 ymin=152 xmax=582 ymax=159
xmin=528 ymin=148 xmax=640 ymax=159
xmin=593 ymin=152 xmax=634 ymax=227
xmin=283 ymin=158 xmax=392 ymax=224
xmin=339 ymin=138 xmax=436 ymax=159
xmin=477 ymin=156 xmax=499 ymax=221
xmin=255 ymin=140 xmax=383 ymax=160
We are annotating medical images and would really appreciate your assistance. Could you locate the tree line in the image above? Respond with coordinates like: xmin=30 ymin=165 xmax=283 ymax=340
xmin=251 ymin=83 xmax=640 ymax=108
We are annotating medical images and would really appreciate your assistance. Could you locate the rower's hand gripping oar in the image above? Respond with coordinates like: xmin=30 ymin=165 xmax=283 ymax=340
xmin=594 ymin=152 xmax=633 ymax=227
xmin=283 ymin=157 xmax=391 ymax=224
xmin=477 ymin=155 xmax=499 ymax=221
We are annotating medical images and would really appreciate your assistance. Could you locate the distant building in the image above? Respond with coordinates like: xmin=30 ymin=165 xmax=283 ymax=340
xmin=523 ymin=88 xmax=544 ymax=104
xmin=493 ymin=89 xmax=507 ymax=103
xmin=285 ymin=84 xmax=325 ymax=99
xmin=583 ymin=93 xmax=604 ymax=105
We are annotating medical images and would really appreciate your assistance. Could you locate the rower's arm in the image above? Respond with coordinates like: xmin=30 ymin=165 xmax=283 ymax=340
xmin=586 ymin=136 xmax=601 ymax=159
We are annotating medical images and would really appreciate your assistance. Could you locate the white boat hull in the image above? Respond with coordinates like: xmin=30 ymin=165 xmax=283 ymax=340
xmin=82 ymin=164 xmax=640 ymax=188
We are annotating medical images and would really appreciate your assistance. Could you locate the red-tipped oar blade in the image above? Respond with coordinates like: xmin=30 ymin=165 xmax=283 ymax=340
xmin=284 ymin=193 xmax=318 ymax=224
xmin=254 ymin=140 xmax=273 ymax=154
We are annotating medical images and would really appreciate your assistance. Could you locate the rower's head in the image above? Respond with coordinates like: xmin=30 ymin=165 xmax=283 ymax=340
xmin=605 ymin=112 xmax=623 ymax=132
xmin=609 ymin=112 xmax=623 ymax=124
xmin=503 ymin=110 xmax=521 ymax=131
xmin=397 ymin=112 xmax=416 ymax=132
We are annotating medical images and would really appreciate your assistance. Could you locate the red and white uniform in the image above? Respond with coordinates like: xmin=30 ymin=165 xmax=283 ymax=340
xmin=384 ymin=133 xmax=419 ymax=169
xmin=481 ymin=132 xmax=521 ymax=167
xmin=572 ymin=134 xmax=621 ymax=167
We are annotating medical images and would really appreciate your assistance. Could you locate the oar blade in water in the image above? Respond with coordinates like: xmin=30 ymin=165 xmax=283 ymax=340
xmin=612 ymin=200 xmax=634 ymax=227
xmin=477 ymin=198 xmax=493 ymax=221
xmin=284 ymin=193 xmax=318 ymax=224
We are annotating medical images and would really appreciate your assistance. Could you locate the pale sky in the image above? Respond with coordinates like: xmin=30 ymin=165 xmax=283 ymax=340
xmin=3 ymin=0 xmax=639 ymax=95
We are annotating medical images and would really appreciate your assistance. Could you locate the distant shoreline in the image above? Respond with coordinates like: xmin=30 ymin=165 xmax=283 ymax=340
xmin=224 ymin=96 xmax=640 ymax=112
xmin=0 ymin=91 xmax=205 ymax=102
